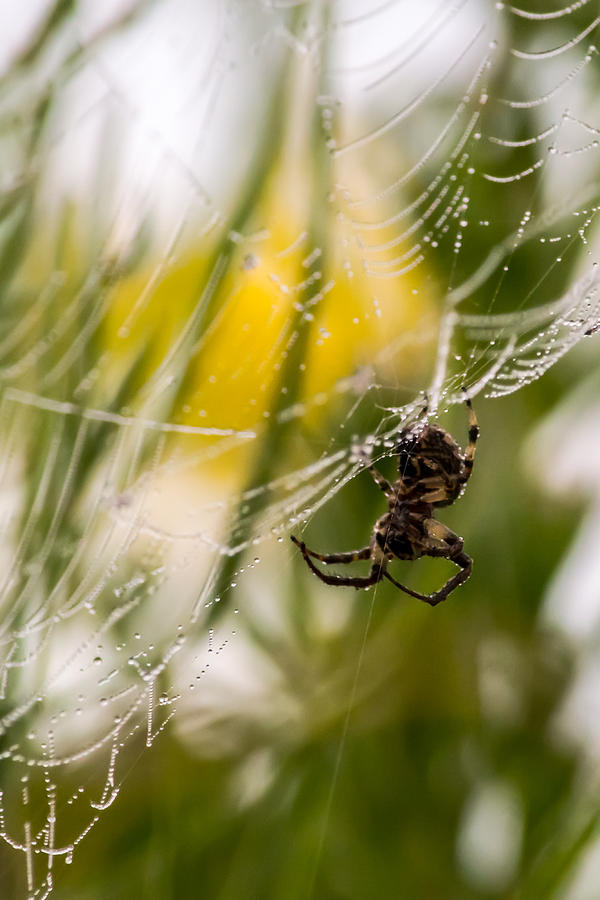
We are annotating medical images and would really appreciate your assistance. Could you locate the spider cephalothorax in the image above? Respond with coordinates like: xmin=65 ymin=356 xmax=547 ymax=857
xmin=291 ymin=392 xmax=479 ymax=606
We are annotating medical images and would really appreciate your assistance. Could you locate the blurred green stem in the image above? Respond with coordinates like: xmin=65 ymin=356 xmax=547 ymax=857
xmin=209 ymin=1 xmax=333 ymax=618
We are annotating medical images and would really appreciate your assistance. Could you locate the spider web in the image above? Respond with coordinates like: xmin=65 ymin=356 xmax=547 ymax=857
xmin=0 ymin=0 xmax=599 ymax=895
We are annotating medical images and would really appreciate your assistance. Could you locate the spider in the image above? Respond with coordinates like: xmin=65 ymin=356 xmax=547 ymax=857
xmin=291 ymin=391 xmax=479 ymax=606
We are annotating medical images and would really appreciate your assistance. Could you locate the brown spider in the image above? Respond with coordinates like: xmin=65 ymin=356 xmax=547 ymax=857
xmin=291 ymin=391 xmax=479 ymax=606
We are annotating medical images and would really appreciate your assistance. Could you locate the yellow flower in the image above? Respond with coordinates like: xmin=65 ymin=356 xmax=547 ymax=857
xmin=104 ymin=184 xmax=435 ymax=444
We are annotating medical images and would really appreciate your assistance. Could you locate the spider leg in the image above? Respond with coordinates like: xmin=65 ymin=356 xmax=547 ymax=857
xmin=383 ymin=570 xmax=437 ymax=601
xmin=366 ymin=464 xmax=395 ymax=500
xmin=426 ymin=551 xmax=472 ymax=606
xmin=290 ymin=536 xmax=371 ymax=564
xmin=291 ymin=537 xmax=384 ymax=589
xmin=461 ymin=388 xmax=479 ymax=482
xmin=385 ymin=519 xmax=471 ymax=606
xmin=419 ymin=486 xmax=453 ymax=504
xmin=423 ymin=518 xmax=463 ymax=553
xmin=385 ymin=550 xmax=472 ymax=606
xmin=413 ymin=474 xmax=458 ymax=505
xmin=358 ymin=448 xmax=395 ymax=500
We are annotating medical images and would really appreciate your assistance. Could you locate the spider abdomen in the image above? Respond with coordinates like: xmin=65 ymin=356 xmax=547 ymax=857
xmin=395 ymin=424 xmax=467 ymax=506
xmin=397 ymin=425 xmax=462 ymax=476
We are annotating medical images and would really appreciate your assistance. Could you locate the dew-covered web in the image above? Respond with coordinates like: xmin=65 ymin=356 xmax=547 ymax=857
xmin=1 ymin=0 xmax=600 ymax=895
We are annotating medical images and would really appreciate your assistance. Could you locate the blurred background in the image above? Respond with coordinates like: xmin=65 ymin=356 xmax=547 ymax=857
xmin=1 ymin=1 xmax=600 ymax=897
